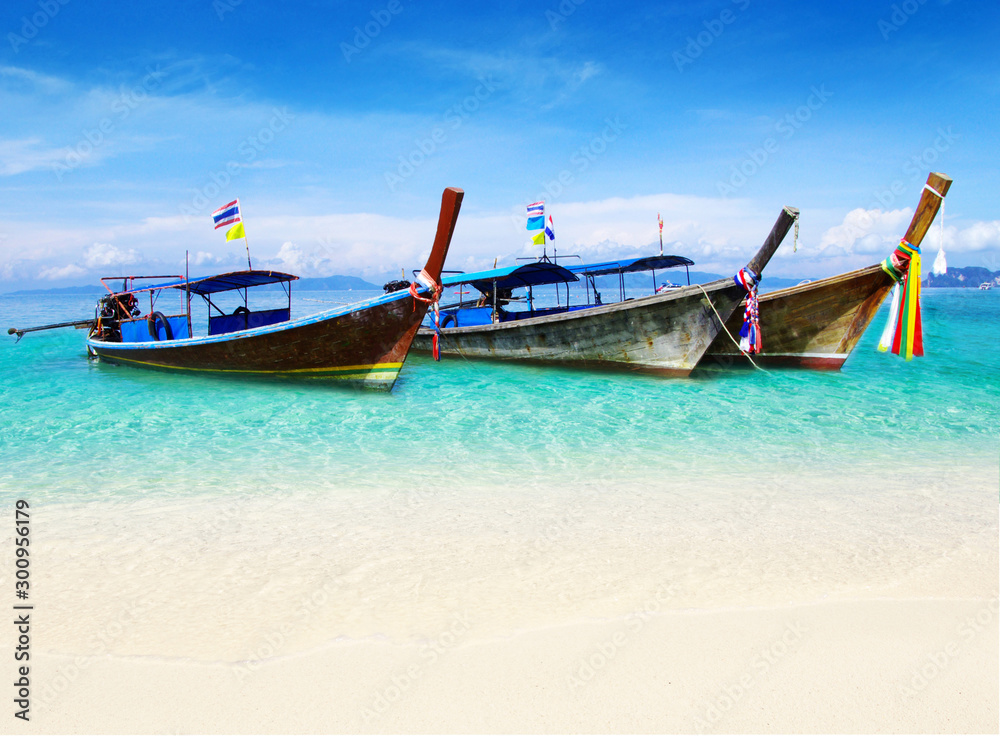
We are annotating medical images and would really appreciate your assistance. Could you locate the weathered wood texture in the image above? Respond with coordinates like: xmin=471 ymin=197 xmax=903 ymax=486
xmin=704 ymin=265 xmax=894 ymax=369
xmin=89 ymin=187 xmax=464 ymax=390
xmin=705 ymin=172 xmax=951 ymax=370
xmin=91 ymin=296 xmax=428 ymax=387
xmin=416 ymin=277 xmax=747 ymax=376
xmin=413 ymin=206 xmax=798 ymax=375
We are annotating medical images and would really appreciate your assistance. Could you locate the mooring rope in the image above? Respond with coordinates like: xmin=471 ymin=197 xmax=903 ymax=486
xmin=695 ymin=284 xmax=770 ymax=374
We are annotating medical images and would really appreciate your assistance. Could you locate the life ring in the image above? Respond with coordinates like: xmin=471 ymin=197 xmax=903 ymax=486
xmin=147 ymin=311 xmax=173 ymax=341
xmin=440 ymin=314 xmax=456 ymax=328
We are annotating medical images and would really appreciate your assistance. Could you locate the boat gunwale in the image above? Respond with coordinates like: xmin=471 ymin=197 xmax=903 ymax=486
xmin=426 ymin=275 xmax=736 ymax=335
xmin=757 ymin=263 xmax=888 ymax=301
xmin=88 ymin=283 xmax=431 ymax=352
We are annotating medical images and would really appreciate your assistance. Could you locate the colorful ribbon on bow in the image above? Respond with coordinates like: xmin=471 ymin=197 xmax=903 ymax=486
xmin=734 ymin=267 xmax=762 ymax=355
xmin=409 ymin=268 xmax=443 ymax=360
xmin=877 ymin=238 xmax=922 ymax=360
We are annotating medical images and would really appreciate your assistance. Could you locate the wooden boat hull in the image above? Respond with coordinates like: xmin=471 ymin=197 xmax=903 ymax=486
xmin=703 ymin=264 xmax=894 ymax=370
xmin=88 ymin=294 xmax=428 ymax=390
xmin=414 ymin=278 xmax=748 ymax=376
xmin=704 ymin=171 xmax=953 ymax=370
xmin=86 ymin=186 xmax=465 ymax=390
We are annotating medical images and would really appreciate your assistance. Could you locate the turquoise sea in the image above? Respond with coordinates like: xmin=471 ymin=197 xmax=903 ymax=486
xmin=0 ymin=287 xmax=997 ymax=651
xmin=2 ymin=288 xmax=996 ymax=503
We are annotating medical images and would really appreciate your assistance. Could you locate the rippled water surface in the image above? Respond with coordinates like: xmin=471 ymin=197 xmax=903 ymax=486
xmin=2 ymin=288 xmax=996 ymax=503
xmin=1 ymin=288 xmax=996 ymax=652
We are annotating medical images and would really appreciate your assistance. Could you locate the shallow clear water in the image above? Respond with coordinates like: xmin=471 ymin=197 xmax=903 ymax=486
xmin=1 ymin=288 xmax=996 ymax=654
xmin=2 ymin=288 xmax=996 ymax=502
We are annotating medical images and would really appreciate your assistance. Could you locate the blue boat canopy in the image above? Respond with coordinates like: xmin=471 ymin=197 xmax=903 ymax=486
xmin=441 ymin=262 xmax=578 ymax=292
xmin=112 ymin=270 xmax=299 ymax=296
xmin=568 ymin=255 xmax=694 ymax=277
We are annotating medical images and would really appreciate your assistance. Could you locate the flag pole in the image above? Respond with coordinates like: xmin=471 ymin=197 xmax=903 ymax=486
xmin=238 ymin=198 xmax=252 ymax=270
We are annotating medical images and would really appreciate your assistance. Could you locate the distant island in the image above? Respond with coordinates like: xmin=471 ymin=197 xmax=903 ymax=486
xmin=295 ymin=275 xmax=381 ymax=291
xmin=925 ymin=266 xmax=1000 ymax=288
xmin=4 ymin=285 xmax=106 ymax=296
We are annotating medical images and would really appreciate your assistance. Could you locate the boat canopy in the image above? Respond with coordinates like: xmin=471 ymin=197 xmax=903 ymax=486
xmin=441 ymin=262 xmax=578 ymax=292
xmin=568 ymin=255 xmax=694 ymax=278
xmin=106 ymin=270 xmax=299 ymax=296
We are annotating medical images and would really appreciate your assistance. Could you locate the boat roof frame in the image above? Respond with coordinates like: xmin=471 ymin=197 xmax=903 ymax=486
xmin=101 ymin=270 xmax=299 ymax=297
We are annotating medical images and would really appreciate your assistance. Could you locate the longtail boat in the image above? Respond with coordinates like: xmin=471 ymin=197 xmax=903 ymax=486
xmin=411 ymin=205 xmax=798 ymax=376
xmin=703 ymin=172 xmax=951 ymax=369
xmin=10 ymin=187 xmax=464 ymax=390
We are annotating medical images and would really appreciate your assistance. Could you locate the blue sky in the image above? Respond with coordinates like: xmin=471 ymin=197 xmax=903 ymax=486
xmin=1 ymin=0 xmax=997 ymax=289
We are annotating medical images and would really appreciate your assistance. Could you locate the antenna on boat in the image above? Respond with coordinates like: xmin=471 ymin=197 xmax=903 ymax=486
xmin=658 ymin=213 xmax=664 ymax=256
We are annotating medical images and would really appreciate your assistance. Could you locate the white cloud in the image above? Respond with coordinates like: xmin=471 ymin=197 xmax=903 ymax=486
xmin=0 ymin=66 xmax=70 ymax=93
xmin=83 ymin=243 xmax=140 ymax=269
xmin=192 ymin=251 xmax=222 ymax=266
xmin=819 ymin=208 xmax=1000 ymax=257
xmin=3 ymin=192 xmax=999 ymax=289
xmin=267 ymin=241 xmax=335 ymax=276
xmin=37 ymin=263 xmax=86 ymax=280
xmin=954 ymin=220 xmax=1000 ymax=251
xmin=817 ymin=207 xmax=912 ymax=256
xmin=0 ymin=138 xmax=73 ymax=176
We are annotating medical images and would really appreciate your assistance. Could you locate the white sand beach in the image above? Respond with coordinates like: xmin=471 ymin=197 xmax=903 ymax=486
xmin=11 ymin=462 xmax=998 ymax=733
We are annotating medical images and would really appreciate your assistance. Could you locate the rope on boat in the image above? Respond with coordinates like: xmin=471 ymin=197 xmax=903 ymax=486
xmin=409 ymin=268 xmax=444 ymax=360
xmin=785 ymin=205 xmax=799 ymax=253
xmin=694 ymin=284 xmax=770 ymax=374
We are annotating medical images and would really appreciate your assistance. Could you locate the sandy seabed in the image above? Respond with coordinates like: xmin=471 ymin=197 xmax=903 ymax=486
xmin=6 ymin=466 xmax=998 ymax=734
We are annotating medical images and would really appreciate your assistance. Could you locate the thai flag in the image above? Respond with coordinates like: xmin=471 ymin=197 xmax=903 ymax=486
xmin=212 ymin=199 xmax=241 ymax=230
xmin=526 ymin=201 xmax=544 ymax=217
xmin=545 ymin=215 xmax=555 ymax=241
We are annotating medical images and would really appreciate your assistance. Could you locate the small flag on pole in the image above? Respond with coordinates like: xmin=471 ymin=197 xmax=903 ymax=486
xmin=531 ymin=231 xmax=546 ymax=245
xmin=526 ymin=201 xmax=545 ymax=230
xmin=212 ymin=197 xmax=252 ymax=269
xmin=225 ymin=222 xmax=245 ymax=241
xmin=212 ymin=199 xmax=241 ymax=230
xmin=545 ymin=215 xmax=555 ymax=241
